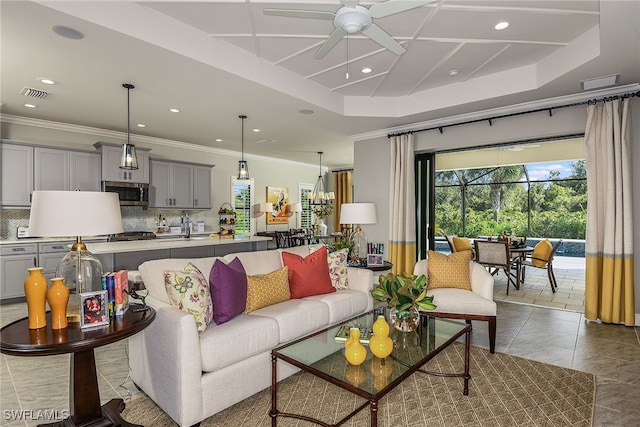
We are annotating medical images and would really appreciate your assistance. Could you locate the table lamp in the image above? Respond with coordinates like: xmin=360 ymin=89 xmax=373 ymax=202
xmin=288 ymin=202 xmax=302 ymax=228
xmin=259 ymin=202 xmax=273 ymax=232
xmin=339 ymin=203 xmax=377 ymax=265
xmin=28 ymin=190 xmax=123 ymax=322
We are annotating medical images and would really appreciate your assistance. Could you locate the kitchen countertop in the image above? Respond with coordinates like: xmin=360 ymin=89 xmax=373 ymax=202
xmin=0 ymin=233 xmax=271 ymax=253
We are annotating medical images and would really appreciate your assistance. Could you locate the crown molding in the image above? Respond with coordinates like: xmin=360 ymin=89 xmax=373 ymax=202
xmin=349 ymin=83 xmax=640 ymax=142
xmin=0 ymin=114 xmax=317 ymax=169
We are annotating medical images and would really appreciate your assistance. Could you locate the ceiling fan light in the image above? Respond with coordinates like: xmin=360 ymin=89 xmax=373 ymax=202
xmin=334 ymin=6 xmax=372 ymax=34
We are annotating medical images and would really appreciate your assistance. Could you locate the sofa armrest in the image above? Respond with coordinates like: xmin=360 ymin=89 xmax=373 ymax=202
xmin=128 ymin=294 xmax=204 ymax=427
xmin=346 ymin=267 xmax=374 ymax=293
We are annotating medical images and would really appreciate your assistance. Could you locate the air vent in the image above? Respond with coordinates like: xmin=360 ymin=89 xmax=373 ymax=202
xmin=20 ymin=87 xmax=49 ymax=99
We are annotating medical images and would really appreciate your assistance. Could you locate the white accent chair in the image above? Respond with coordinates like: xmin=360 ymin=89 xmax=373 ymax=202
xmin=414 ymin=258 xmax=497 ymax=353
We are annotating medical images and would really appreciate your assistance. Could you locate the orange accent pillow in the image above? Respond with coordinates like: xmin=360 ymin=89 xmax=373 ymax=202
xmin=532 ymin=240 xmax=553 ymax=267
xmin=426 ymin=250 xmax=472 ymax=290
xmin=452 ymin=237 xmax=473 ymax=252
xmin=282 ymin=246 xmax=336 ymax=299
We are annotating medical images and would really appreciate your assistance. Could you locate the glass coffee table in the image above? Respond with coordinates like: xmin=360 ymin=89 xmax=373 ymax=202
xmin=270 ymin=309 xmax=471 ymax=427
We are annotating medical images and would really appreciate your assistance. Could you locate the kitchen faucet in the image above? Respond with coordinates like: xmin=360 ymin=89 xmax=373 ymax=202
xmin=181 ymin=211 xmax=191 ymax=238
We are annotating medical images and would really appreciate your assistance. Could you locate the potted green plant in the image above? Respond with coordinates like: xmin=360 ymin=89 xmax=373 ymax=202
xmin=371 ymin=272 xmax=436 ymax=332
xmin=328 ymin=239 xmax=355 ymax=261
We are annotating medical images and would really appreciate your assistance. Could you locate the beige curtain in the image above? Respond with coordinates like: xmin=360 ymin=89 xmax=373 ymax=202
xmin=333 ymin=171 xmax=352 ymax=233
xmin=389 ymin=134 xmax=416 ymax=274
xmin=585 ymin=98 xmax=635 ymax=325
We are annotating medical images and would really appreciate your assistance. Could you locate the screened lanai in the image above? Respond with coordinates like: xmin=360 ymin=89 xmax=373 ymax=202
xmin=433 ymin=137 xmax=587 ymax=311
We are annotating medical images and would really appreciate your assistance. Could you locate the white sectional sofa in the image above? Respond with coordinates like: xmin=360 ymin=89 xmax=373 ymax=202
xmin=128 ymin=245 xmax=374 ymax=427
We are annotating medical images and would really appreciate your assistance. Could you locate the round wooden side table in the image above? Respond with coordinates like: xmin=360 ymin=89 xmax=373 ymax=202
xmin=0 ymin=304 xmax=155 ymax=427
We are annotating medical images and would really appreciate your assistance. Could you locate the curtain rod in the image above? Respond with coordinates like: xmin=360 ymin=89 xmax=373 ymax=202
xmin=332 ymin=168 xmax=353 ymax=173
xmin=387 ymin=90 xmax=640 ymax=139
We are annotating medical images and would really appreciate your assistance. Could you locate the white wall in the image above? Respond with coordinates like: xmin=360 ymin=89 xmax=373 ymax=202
xmin=1 ymin=119 xmax=319 ymax=233
xmin=354 ymin=102 xmax=640 ymax=325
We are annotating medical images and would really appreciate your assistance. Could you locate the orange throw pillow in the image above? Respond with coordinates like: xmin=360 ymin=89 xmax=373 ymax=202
xmin=532 ymin=240 xmax=553 ymax=267
xmin=282 ymin=246 xmax=336 ymax=299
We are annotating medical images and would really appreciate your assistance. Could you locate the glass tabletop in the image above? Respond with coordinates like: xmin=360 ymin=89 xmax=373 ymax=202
xmin=273 ymin=309 xmax=469 ymax=397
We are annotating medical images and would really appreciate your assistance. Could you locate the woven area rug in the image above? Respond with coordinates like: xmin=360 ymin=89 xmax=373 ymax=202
xmin=122 ymin=342 xmax=595 ymax=427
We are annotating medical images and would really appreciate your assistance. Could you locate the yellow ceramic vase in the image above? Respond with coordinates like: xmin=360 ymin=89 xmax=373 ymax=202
xmin=369 ymin=315 xmax=393 ymax=359
xmin=24 ymin=267 xmax=47 ymax=329
xmin=47 ymin=277 xmax=70 ymax=330
xmin=344 ymin=328 xmax=367 ymax=366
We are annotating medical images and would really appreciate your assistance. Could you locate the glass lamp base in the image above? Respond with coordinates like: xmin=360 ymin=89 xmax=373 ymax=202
xmin=56 ymin=248 xmax=104 ymax=321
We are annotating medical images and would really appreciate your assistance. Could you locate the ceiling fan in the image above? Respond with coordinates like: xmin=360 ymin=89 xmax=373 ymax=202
xmin=264 ymin=0 xmax=437 ymax=59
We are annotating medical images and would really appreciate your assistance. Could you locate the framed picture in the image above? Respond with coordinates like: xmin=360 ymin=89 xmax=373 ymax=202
xmin=266 ymin=186 xmax=289 ymax=224
xmin=80 ymin=290 xmax=109 ymax=329
xmin=367 ymin=254 xmax=384 ymax=267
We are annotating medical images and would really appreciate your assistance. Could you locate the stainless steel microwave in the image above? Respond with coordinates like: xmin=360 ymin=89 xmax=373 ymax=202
xmin=102 ymin=181 xmax=149 ymax=207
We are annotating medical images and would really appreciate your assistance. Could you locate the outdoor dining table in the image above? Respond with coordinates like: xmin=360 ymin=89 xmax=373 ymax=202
xmin=509 ymin=245 xmax=534 ymax=285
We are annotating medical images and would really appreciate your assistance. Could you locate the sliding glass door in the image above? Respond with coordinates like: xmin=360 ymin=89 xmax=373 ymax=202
xmin=415 ymin=153 xmax=435 ymax=260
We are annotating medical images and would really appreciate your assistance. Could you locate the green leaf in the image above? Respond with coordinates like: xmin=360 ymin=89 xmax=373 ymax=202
xmin=416 ymin=300 xmax=437 ymax=310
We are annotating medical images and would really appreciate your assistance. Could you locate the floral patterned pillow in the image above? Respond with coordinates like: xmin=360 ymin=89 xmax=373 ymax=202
xmin=164 ymin=262 xmax=213 ymax=334
xmin=327 ymin=248 xmax=349 ymax=289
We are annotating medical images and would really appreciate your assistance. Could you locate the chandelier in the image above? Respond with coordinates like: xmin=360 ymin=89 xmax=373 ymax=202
xmin=308 ymin=151 xmax=335 ymax=205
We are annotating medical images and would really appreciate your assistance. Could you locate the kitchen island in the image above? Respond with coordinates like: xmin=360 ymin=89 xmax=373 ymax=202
xmin=0 ymin=235 xmax=271 ymax=301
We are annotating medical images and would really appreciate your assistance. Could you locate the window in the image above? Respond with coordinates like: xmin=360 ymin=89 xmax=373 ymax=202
xmin=231 ymin=178 xmax=254 ymax=234
xmin=299 ymin=183 xmax=313 ymax=229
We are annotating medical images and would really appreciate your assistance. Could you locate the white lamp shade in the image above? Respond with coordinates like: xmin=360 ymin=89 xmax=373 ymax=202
xmin=259 ymin=202 xmax=274 ymax=213
xmin=28 ymin=191 xmax=124 ymax=237
xmin=339 ymin=203 xmax=377 ymax=225
xmin=289 ymin=202 xmax=303 ymax=213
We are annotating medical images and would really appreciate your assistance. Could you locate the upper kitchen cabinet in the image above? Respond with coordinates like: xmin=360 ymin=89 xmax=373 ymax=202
xmin=1 ymin=142 xmax=33 ymax=206
xmin=94 ymin=142 xmax=150 ymax=183
xmin=150 ymin=159 xmax=213 ymax=209
xmin=34 ymin=147 xmax=101 ymax=192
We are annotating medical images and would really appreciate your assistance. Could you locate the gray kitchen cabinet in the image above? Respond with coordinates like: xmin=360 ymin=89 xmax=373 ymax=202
xmin=193 ymin=165 xmax=213 ymax=209
xmin=150 ymin=159 xmax=213 ymax=209
xmin=34 ymin=147 xmax=100 ymax=191
xmin=94 ymin=142 xmax=150 ymax=183
xmin=1 ymin=243 xmax=38 ymax=300
xmin=1 ymin=142 xmax=33 ymax=206
xmin=38 ymin=241 xmax=73 ymax=281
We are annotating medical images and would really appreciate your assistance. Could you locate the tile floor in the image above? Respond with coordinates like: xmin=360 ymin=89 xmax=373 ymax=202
xmin=1 ymin=297 xmax=639 ymax=426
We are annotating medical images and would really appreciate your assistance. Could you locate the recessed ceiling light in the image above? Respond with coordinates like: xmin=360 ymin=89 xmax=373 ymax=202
xmin=361 ymin=67 xmax=372 ymax=74
xmin=169 ymin=108 xmax=180 ymax=113
xmin=137 ymin=124 xmax=146 ymax=128
xmin=38 ymin=78 xmax=55 ymax=85
xmin=449 ymin=69 xmax=460 ymax=77
xmin=299 ymin=109 xmax=314 ymax=115
xmin=51 ymin=25 xmax=84 ymax=40
xmin=215 ymin=138 xmax=223 ymax=142
xmin=257 ymin=138 xmax=275 ymax=143
xmin=252 ymin=129 xmax=260 ymax=132
xmin=494 ymin=21 xmax=509 ymax=30
xmin=24 ymin=104 xmax=37 ymax=108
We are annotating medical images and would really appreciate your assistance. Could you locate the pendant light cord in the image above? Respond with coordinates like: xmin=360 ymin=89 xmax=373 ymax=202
xmin=240 ymin=115 xmax=247 ymax=161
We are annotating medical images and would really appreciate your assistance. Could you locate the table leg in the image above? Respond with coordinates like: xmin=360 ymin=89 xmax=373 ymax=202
xmin=71 ymin=349 xmax=102 ymax=424
xmin=270 ymin=354 xmax=278 ymax=427
xmin=370 ymin=400 xmax=378 ymax=427
xmin=463 ymin=329 xmax=471 ymax=396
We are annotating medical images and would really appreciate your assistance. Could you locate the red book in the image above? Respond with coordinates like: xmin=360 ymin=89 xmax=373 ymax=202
xmin=113 ymin=270 xmax=129 ymax=316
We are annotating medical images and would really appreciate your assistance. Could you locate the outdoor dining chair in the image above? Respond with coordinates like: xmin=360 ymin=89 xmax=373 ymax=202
xmin=521 ymin=239 xmax=563 ymax=292
xmin=473 ymin=240 xmax=520 ymax=295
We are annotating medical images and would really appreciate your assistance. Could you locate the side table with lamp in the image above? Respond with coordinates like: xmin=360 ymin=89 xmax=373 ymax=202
xmin=339 ymin=202 xmax=377 ymax=266
xmin=27 ymin=190 xmax=124 ymax=323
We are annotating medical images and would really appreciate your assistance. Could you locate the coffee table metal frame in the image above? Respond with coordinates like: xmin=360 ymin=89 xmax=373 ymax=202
xmin=270 ymin=310 xmax=471 ymax=427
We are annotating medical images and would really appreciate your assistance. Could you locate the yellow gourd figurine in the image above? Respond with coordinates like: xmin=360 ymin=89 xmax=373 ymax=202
xmin=344 ymin=327 xmax=367 ymax=366
xmin=369 ymin=315 xmax=393 ymax=359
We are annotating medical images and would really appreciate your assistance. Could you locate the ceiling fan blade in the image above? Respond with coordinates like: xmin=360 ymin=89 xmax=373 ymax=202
xmin=341 ymin=0 xmax=358 ymax=8
xmin=369 ymin=0 xmax=437 ymax=19
xmin=263 ymin=8 xmax=334 ymax=20
xmin=362 ymin=24 xmax=405 ymax=55
xmin=314 ymin=28 xmax=346 ymax=59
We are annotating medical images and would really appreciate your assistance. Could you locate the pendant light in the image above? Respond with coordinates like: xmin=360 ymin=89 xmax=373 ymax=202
xmin=237 ymin=114 xmax=249 ymax=179
xmin=119 ymin=83 xmax=138 ymax=170
xmin=309 ymin=151 xmax=335 ymax=205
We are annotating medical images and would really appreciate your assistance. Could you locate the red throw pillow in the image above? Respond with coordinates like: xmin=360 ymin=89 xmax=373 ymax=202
xmin=281 ymin=246 xmax=336 ymax=299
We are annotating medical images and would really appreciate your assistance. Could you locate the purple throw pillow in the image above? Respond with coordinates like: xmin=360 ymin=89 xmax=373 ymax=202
xmin=209 ymin=257 xmax=247 ymax=325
